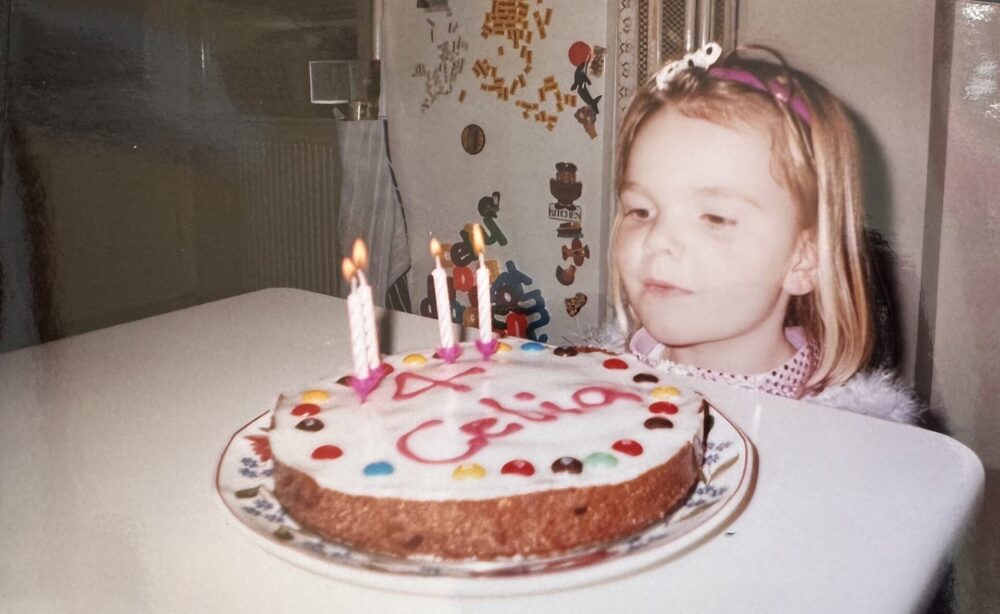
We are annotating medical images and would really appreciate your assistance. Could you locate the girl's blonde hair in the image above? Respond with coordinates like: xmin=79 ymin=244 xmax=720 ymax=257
xmin=611 ymin=46 xmax=873 ymax=392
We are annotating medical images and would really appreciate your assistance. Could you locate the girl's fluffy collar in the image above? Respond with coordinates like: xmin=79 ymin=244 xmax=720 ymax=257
xmin=574 ymin=326 xmax=923 ymax=425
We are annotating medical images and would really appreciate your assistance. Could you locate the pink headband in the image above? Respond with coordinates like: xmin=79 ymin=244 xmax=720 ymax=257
xmin=708 ymin=66 xmax=812 ymax=125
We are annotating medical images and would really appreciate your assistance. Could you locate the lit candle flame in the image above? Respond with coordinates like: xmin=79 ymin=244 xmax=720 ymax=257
xmin=341 ymin=257 xmax=356 ymax=281
xmin=352 ymin=238 xmax=368 ymax=270
xmin=430 ymin=238 xmax=442 ymax=257
xmin=471 ymin=224 xmax=485 ymax=255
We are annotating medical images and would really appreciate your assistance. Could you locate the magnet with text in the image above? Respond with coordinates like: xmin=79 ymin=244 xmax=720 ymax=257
xmin=549 ymin=162 xmax=582 ymax=224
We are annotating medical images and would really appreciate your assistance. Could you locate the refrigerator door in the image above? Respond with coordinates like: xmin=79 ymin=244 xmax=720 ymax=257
xmin=384 ymin=1 xmax=622 ymax=344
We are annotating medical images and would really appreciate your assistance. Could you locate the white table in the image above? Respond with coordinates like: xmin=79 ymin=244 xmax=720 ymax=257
xmin=0 ymin=289 xmax=984 ymax=613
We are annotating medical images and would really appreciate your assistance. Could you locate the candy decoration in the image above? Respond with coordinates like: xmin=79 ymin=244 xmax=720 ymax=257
xmin=602 ymin=358 xmax=629 ymax=370
xmin=583 ymin=452 xmax=618 ymax=469
xmin=521 ymin=342 xmax=545 ymax=352
xmin=403 ymin=353 xmax=428 ymax=366
xmin=291 ymin=403 xmax=321 ymax=417
xmin=497 ymin=342 xmax=513 ymax=353
xmin=551 ymin=456 xmax=584 ymax=474
xmin=295 ymin=418 xmax=325 ymax=432
xmin=336 ymin=375 xmax=352 ymax=387
xmin=363 ymin=461 xmax=394 ymax=476
xmin=644 ymin=417 xmax=674 ymax=429
xmin=651 ymin=385 xmax=681 ymax=399
xmin=632 ymin=373 xmax=660 ymax=384
xmin=452 ymin=463 xmax=487 ymax=480
xmin=311 ymin=445 xmax=343 ymax=460
xmin=553 ymin=346 xmax=579 ymax=357
xmin=515 ymin=391 xmax=536 ymax=400
xmin=501 ymin=459 xmax=535 ymax=476
xmin=648 ymin=401 xmax=679 ymax=415
xmin=612 ymin=439 xmax=643 ymax=456
xmin=301 ymin=390 xmax=330 ymax=403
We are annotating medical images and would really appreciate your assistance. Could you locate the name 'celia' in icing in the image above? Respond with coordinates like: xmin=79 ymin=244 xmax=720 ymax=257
xmin=268 ymin=342 xmax=705 ymax=501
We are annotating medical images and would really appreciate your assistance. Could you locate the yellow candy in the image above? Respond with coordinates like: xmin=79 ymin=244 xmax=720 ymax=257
xmin=301 ymin=390 xmax=330 ymax=403
xmin=497 ymin=342 xmax=513 ymax=353
xmin=403 ymin=353 xmax=428 ymax=366
xmin=452 ymin=463 xmax=486 ymax=480
xmin=651 ymin=386 xmax=681 ymax=400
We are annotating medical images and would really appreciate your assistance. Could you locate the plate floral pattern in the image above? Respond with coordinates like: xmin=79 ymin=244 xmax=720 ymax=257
xmin=215 ymin=404 xmax=755 ymax=585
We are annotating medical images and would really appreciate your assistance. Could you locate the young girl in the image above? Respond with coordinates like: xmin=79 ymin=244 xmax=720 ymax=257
xmin=610 ymin=43 xmax=921 ymax=424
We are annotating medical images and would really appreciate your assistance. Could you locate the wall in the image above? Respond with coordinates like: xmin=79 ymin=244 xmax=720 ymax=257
xmin=738 ymin=0 xmax=936 ymax=387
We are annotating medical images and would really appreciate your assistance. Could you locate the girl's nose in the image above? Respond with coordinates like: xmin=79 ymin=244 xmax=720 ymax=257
xmin=642 ymin=210 xmax=684 ymax=258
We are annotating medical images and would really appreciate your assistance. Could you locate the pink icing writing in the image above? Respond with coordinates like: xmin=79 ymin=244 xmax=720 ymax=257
xmin=396 ymin=417 xmax=524 ymax=464
xmin=480 ymin=386 xmax=642 ymax=422
xmin=396 ymin=385 xmax=644 ymax=464
xmin=392 ymin=366 xmax=486 ymax=401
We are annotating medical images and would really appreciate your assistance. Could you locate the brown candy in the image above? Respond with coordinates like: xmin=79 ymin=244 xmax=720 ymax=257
xmin=644 ymin=417 xmax=674 ymax=430
xmin=551 ymin=457 xmax=583 ymax=474
xmin=296 ymin=418 xmax=325 ymax=432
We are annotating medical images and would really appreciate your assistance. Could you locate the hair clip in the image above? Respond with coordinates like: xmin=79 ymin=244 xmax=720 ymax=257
xmin=654 ymin=42 xmax=722 ymax=89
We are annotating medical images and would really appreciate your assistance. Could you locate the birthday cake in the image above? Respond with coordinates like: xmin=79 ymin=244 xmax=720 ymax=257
xmin=269 ymin=341 xmax=706 ymax=561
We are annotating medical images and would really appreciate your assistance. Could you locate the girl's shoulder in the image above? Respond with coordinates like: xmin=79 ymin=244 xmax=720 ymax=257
xmin=804 ymin=369 xmax=924 ymax=425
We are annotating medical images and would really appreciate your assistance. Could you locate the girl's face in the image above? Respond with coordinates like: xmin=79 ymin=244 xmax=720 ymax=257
xmin=615 ymin=109 xmax=813 ymax=362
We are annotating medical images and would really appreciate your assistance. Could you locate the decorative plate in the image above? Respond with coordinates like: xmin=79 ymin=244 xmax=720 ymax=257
xmin=215 ymin=404 xmax=756 ymax=597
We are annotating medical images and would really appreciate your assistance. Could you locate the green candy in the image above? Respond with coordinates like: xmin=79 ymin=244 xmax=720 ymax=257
xmin=583 ymin=452 xmax=618 ymax=469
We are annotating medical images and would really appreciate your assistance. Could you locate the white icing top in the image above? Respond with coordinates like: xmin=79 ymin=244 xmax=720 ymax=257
xmin=268 ymin=342 xmax=704 ymax=501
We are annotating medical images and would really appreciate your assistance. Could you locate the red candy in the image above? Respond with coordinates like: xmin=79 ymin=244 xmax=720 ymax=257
xmin=311 ymin=445 xmax=343 ymax=460
xmin=648 ymin=401 xmax=679 ymax=415
xmin=515 ymin=392 xmax=536 ymax=401
xmin=501 ymin=459 xmax=535 ymax=476
xmin=612 ymin=439 xmax=643 ymax=456
xmin=291 ymin=403 xmax=321 ymax=417
xmin=602 ymin=358 xmax=628 ymax=370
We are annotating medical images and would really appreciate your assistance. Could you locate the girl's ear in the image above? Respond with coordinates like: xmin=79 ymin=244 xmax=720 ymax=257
xmin=783 ymin=232 xmax=818 ymax=296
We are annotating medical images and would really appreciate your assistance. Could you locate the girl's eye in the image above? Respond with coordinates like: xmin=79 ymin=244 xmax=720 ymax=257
xmin=624 ymin=207 xmax=650 ymax=220
xmin=701 ymin=213 xmax=735 ymax=226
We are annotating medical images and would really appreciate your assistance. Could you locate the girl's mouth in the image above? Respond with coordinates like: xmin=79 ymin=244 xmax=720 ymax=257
xmin=642 ymin=279 xmax=692 ymax=296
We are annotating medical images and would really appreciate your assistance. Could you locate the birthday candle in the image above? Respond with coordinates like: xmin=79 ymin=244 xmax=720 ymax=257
xmin=352 ymin=239 xmax=380 ymax=370
xmin=429 ymin=238 xmax=454 ymax=349
xmin=341 ymin=258 xmax=369 ymax=379
xmin=471 ymin=224 xmax=493 ymax=343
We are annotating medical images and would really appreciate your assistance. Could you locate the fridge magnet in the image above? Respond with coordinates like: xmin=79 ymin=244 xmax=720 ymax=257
xmin=549 ymin=162 xmax=583 ymax=224
xmin=562 ymin=238 xmax=590 ymax=266
xmin=590 ymin=45 xmax=606 ymax=78
xmin=575 ymin=106 xmax=598 ymax=139
xmin=492 ymin=260 xmax=550 ymax=342
xmin=476 ymin=192 xmax=508 ymax=247
xmin=460 ymin=124 xmax=485 ymax=155
xmin=419 ymin=273 xmax=461 ymax=322
xmin=565 ymin=292 xmax=588 ymax=317
xmin=413 ymin=15 xmax=468 ymax=112
xmin=569 ymin=41 xmax=602 ymax=117
xmin=557 ymin=222 xmax=583 ymax=239
xmin=556 ymin=264 xmax=577 ymax=286
xmin=475 ymin=1 xmax=576 ymax=133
